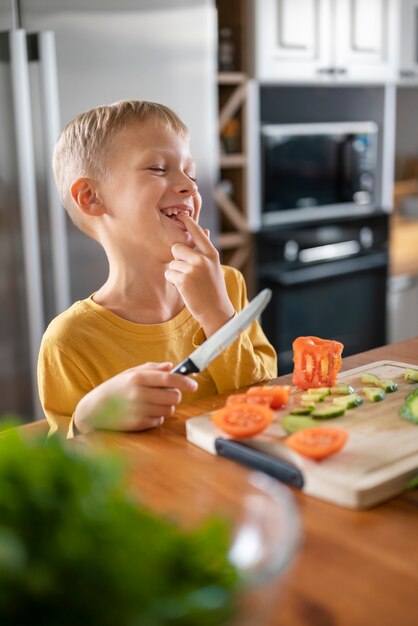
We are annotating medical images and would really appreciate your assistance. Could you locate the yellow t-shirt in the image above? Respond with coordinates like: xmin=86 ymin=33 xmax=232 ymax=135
xmin=37 ymin=266 xmax=277 ymax=437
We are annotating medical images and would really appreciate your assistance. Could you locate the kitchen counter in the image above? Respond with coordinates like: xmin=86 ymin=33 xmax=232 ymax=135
xmin=75 ymin=338 xmax=418 ymax=626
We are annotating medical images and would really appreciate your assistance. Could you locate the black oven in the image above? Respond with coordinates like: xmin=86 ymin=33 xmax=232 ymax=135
xmin=256 ymin=213 xmax=388 ymax=375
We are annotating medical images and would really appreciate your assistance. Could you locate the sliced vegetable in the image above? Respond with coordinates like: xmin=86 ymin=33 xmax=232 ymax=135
xmin=360 ymin=372 xmax=398 ymax=393
xmin=211 ymin=403 xmax=274 ymax=438
xmin=330 ymin=383 xmax=355 ymax=395
xmin=226 ymin=393 xmax=272 ymax=407
xmin=282 ymin=415 xmax=319 ymax=434
xmin=301 ymin=393 xmax=325 ymax=403
xmin=226 ymin=393 xmax=249 ymax=406
xmin=360 ymin=372 xmax=381 ymax=385
xmin=311 ymin=405 xmax=346 ymax=419
xmin=307 ymin=387 xmax=331 ymax=396
xmin=285 ymin=427 xmax=348 ymax=460
xmin=246 ymin=385 xmax=291 ymax=409
xmin=292 ymin=336 xmax=344 ymax=390
xmin=332 ymin=393 xmax=363 ymax=409
xmin=289 ymin=405 xmax=314 ymax=416
xmin=362 ymin=386 xmax=386 ymax=402
xmin=300 ymin=400 xmax=317 ymax=409
xmin=399 ymin=388 xmax=418 ymax=425
xmin=378 ymin=379 xmax=398 ymax=393
xmin=404 ymin=368 xmax=418 ymax=384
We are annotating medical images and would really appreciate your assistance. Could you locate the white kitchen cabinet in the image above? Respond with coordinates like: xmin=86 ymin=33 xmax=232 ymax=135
xmin=251 ymin=0 xmax=332 ymax=81
xmin=398 ymin=0 xmax=418 ymax=81
xmin=251 ymin=0 xmax=398 ymax=83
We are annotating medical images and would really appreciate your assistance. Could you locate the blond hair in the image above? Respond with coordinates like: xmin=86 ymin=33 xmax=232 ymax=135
xmin=53 ymin=100 xmax=189 ymax=236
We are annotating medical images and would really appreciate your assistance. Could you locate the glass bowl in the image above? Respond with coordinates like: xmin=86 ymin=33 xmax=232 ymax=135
xmin=226 ymin=472 xmax=301 ymax=625
xmin=137 ymin=468 xmax=301 ymax=626
xmin=80 ymin=433 xmax=302 ymax=625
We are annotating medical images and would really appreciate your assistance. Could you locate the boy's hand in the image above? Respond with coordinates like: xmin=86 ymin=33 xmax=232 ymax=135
xmin=165 ymin=215 xmax=235 ymax=337
xmin=73 ymin=362 xmax=198 ymax=434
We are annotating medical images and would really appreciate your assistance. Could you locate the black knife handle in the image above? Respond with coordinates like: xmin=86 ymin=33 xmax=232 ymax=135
xmin=215 ymin=438 xmax=304 ymax=489
xmin=171 ymin=357 xmax=200 ymax=375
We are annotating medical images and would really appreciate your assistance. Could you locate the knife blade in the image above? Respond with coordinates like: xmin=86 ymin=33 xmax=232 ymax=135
xmin=172 ymin=288 xmax=272 ymax=375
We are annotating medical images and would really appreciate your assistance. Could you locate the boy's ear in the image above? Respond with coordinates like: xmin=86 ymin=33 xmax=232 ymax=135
xmin=70 ymin=178 xmax=105 ymax=216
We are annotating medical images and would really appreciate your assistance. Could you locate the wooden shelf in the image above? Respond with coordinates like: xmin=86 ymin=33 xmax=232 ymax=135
xmin=218 ymin=71 xmax=247 ymax=85
xmin=215 ymin=0 xmax=252 ymax=291
xmin=217 ymin=232 xmax=249 ymax=250
xmin=219 ymin=153 xmax=247 ymax=168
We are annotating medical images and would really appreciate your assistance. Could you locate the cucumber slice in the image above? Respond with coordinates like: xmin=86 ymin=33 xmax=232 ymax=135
xmin=311 ymin=405 xmax=346 ymax=419
xmin=289 ymin=405 xmax=314 ymax=415
xmin=360 ymin=372 xmax=398 ymax=393
xmin=307 ymin=387 xmax=331 ymax=396
xmin=360 ymin=372 xmax=381 ymax=385
xmin=333 ymin=393 xmax=363 ymax=409
xmin=282 ymin=415 xmax=319 ymax=434
xmin=404 ymin=368 xmax=418 ymax=383
xmin=378 ymin=379 xmax=398 ymax=393
xmin=301 ymin=393 xmax=325 ymax=403
xmin=399 ymin=388 xmax=418 ymax=424
xmin=300 ymin=400 xmax=317 ymax=409
xmin=362 ymin=386 xmax=386 ymax=402
xmin=330 ymin=383 xmax=355 ymax=395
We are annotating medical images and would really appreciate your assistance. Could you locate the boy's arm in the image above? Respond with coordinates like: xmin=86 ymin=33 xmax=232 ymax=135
xmin=72 ymin=363 xmax=197 ymax=434
xmin=38 ymin=342 xmax=197 ymax=438
xmin=37 ymin=342 xmax=93 ymax=437
xmin=164 ymin=215 xmax=277 ymax=390
xmin=165 ymin=215 xmax=236 ymax=338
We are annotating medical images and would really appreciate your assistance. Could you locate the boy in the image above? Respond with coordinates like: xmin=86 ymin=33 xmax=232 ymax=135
xmin=38 ymin=100 xmax=277 ymax=437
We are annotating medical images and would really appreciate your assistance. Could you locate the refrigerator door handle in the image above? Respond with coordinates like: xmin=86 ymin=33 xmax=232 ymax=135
xmin=38 ymin=30 xmax=71 ymax=314
xmin=9 ymin=29 xmax=45 ymax=419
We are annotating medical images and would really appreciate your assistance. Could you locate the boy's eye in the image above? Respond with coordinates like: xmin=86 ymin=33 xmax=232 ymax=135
xmin=187 ymin=174 xmax=197 ymax=182
xmin=149 ymin=166 xmax=166 ymax=173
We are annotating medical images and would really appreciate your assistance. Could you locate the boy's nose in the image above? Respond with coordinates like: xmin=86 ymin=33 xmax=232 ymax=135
xmin=173 ymin=174 xmax=197 ymax=195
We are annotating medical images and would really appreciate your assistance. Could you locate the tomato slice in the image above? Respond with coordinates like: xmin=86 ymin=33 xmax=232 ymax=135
xmin=211 ymin=403 xmax=274 ymax=438
xmin=226 ymin=394 xmax=272 ymax=407
xmin=285 ymin=427 xmax=348 ymax=460
xmin=225 ymin=393 xmax=248 ymax=406
xmin=245 ymin=394 xmax=276 ymax=406
xmin=246 ymin=385 xmax=291 ymax=409
xmin=292 ymin=336 xmax=344 ymax=390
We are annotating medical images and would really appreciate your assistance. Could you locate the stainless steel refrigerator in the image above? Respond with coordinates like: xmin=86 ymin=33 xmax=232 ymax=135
xmin=0 ymin=0 xmax=218 ymax=421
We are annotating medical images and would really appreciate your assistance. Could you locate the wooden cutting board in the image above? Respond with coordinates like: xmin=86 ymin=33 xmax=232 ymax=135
xmin=186 ymin=361 xmax=418 ymax=509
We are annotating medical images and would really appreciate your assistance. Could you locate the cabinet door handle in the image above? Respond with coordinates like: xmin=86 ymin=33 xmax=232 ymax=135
xmin=317 ymin=67 xmax=348 ymax=76
xmin=317 ymin=67 xmax=335 ymax=74
xmin=399 ymin=69 xmax=417 ymax=78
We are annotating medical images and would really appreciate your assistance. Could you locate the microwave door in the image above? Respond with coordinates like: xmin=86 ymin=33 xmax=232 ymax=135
xmin=339 ymin=135 xmax=355 ymax=200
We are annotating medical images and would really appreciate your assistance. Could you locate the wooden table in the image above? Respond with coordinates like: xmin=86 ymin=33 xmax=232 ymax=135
xmin=78 ymin=338 xmax=418 ymax=626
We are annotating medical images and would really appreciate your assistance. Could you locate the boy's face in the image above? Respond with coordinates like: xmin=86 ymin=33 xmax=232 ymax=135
xmin=97 ymin=120 xmax=202 ymax=260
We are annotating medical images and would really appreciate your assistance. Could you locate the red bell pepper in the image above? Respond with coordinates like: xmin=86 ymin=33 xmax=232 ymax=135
xmin=292 ymin=336 xmax=344 ymax=390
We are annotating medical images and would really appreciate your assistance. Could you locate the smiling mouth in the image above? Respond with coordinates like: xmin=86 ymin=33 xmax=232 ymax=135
xmin=160 ymin=207 xmax=193 ymax=219
xmin=160 ymin=207 xmax=193 ymax=232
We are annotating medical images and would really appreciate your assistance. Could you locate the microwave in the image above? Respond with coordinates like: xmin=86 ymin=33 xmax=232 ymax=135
xmin=259 ymin=121 xmax=378 ymax=227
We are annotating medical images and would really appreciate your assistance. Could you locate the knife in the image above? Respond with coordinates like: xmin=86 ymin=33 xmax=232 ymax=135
xmin=215 ymin=438 xmax=304 ymax=489
xmin=172 ymin=288 xmax=272 ymax=375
